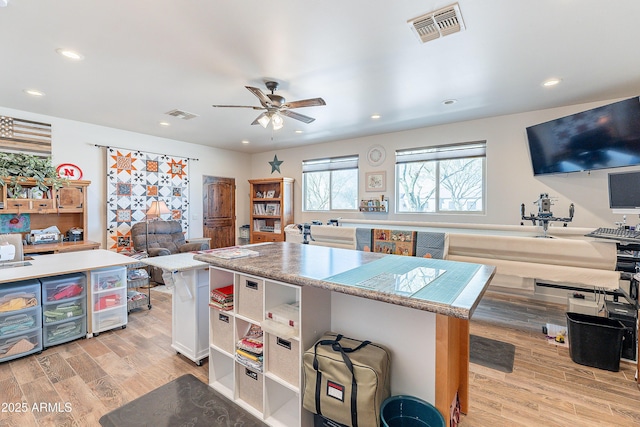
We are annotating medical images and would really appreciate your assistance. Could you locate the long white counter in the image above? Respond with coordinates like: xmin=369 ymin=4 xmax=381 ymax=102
xmin=1 ymin=249 xmax=136 ymax=337
xmin=0 ymin=249 xmax=134 ymax=285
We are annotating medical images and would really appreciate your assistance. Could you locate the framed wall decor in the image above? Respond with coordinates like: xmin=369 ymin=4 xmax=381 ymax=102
xmin=366 ymin=145 xmax=386 ymax=166
xmin=365 ymin=171 xmax=386 ymax=192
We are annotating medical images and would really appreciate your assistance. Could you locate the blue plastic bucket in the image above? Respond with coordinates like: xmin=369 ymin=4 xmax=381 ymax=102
xmin=380 ymin=395 xmax=445 ymax=427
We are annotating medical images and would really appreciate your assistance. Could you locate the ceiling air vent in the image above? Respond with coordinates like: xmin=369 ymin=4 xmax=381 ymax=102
xmin=165 ymin=109 xmax=199 ymax=120
xmin=408 ymin=3 xmax=465 ymax=44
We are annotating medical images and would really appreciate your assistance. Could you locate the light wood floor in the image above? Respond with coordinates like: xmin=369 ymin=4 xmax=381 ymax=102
xmin=0 ymin=289 xmax=638 ymax=426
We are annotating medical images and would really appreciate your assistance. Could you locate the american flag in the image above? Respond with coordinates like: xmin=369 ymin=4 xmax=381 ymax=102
xmin=0 ymin=116 xmax=52 ymax=155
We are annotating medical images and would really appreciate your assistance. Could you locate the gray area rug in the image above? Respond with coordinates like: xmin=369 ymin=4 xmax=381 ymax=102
xmin=469 ymin=334 xmax=516 ymax=373
xmin=99 ymin=374 xmax=267 ymax=427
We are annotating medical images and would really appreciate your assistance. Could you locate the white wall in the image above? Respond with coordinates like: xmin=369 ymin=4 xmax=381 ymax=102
xmin=0 ymin=106 xmax=252 ymax=248
xmin=4 ymin=96 xmax=638 ymax=247
xmin=250 ymin=98 xmax=638 ymax=230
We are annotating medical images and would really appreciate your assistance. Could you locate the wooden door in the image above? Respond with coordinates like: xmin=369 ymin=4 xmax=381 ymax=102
xmin=203 ymin=176 xmax=235 ymax=248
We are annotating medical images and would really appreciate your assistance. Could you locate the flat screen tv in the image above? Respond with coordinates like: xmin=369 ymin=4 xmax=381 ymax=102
xmin=609 ymin=170 xmax=640 ymax=211
xmin=526 ymin=97 xmax=640 ymax=175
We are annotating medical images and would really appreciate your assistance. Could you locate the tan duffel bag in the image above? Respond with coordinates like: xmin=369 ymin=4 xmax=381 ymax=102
xmin=303 ymin=332 xmax=391 ymax=427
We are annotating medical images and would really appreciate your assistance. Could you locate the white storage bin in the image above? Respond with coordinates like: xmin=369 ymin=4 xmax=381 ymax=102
xmin=93 ymin=289 xmax=125 ymax=313
xmin=0 ymin=327 xmax=42 ymax=363
xmin=41 ymin=273 xmax=86 ymax=303
xmin=237 ymin=275 xmax=263 ymax=322
xmin=0 ymin=306 xmax=41 ymax=338
xmin=0 ymin=280 xmax=40 ymax=312
xmin=211 ymin=311 xmax=234 ymax=354
xmin=266 ymin=334 xmax=300 ymax=387
xmin=93 ymin=309 xmax=127 ymax=333
xmin=44 ymin=318 xmax=86 ymax=347
xmin=237 ymin=364 xmax=264 ymax=413
xmin=91 ymin=267 xmax=126 ymax=292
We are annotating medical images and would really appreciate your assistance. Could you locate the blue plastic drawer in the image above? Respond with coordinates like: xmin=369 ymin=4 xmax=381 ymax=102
xmin=44 ymin=318 xmax=86 ymax=347
xmin=41 ymin=273 xmax=86 ymax=304
xmin=0 ymin=306 xmax=41 ymax=338
xmin=0 ymin=280 xmax=40 ymax=314
xmin=43 ymin=299 xmax=86 ymax=324
xmin=0 ymin=327 xmax=42 ymax=363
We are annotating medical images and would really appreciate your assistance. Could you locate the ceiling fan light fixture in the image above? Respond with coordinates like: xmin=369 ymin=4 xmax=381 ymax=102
xmin=272 ymin=113 xmax=284 ymax=130
xmin=257 ymin=114 xmax=271 ymax=128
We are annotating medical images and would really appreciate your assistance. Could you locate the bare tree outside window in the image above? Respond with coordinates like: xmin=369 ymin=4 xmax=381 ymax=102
xmin=304 ymin=172 xmax=329 ymax=210
xmin=396 ymin=162 xmax=435 ymax=212
xmin=303 ymin=167 xmax=358 ymax=211
xmin=439 ymin=158 xmax=483 ymax=212
xmin=396 ymin=143 xmax=485 ymax=213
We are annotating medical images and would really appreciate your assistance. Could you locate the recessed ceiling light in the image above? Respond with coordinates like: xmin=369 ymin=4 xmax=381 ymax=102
xmin=159 ymin=121 xmax=170 ymax=126
xmin=23 ymin=89 xmax=45 ymax=97
xmin=442 ymin=99 xmax=457 ymax=105
xmin=542 ymin=78 xmax=561 ymax=87
xmin=371 ymin=114 xmax=381 ymax=119
xmin=241 ymin=140 xmax=250 ymax=144
xmin=56 ymin=48 xmax=84 ymax=61
xmin=294 ymin=130 xmax=303 ymax=134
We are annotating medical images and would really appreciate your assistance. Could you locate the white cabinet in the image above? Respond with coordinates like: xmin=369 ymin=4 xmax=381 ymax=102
xmin=170 ymin=268 xmax=209 ymax=365
xmin=90 ymin=267 xmax=127 ymax=335
xmin=208 ymin=266 xmax=331 ymax=427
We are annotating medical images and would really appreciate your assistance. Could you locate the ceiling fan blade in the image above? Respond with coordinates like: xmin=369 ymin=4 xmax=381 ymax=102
xmin=246 ymin=86 xmax=272 ymax=107
xmin=281 ymin=97 xmax=326 ymax=109
xmin=279 ymin=109 xmax=316 ymax=124
xmin=212 ymin=104 xmax=265 ymax=110
xmin=251 ymin=112 xmax=269 ymax=126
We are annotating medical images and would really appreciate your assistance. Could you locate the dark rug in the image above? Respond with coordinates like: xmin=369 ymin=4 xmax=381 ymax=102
xmin=470 ymin=334 xmax=516 ymax=373
xmin=99 ymin=374 xmax=267 ymax=427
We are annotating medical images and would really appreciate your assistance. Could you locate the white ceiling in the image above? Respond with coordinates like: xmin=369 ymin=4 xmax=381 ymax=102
xmin=1 ymin=1 xmax=639 ymax=154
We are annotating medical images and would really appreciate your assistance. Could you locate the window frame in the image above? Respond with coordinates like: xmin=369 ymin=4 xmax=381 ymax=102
xmin=395 ymin=141 xmax=486 ymax=215
xmin=302 ymin=155 xmax=359 ymax=212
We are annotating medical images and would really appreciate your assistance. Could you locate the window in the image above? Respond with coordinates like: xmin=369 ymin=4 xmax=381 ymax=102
xmin=303 ymin=155 xmax=358 ymax=211
xmin=395 ymin=141 xmax=486 ymax=213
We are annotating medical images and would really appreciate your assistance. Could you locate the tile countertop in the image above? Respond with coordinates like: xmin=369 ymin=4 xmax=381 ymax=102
xmin=194 ymin=242 xmax=495 ymax=320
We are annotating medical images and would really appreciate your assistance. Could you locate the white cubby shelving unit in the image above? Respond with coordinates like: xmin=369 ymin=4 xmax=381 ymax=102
xmin=208 ymin=266 xmax=331 ymax=427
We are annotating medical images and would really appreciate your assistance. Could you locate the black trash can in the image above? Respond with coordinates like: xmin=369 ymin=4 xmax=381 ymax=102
xmin=567 ymin=312 xmax=626 ymax=372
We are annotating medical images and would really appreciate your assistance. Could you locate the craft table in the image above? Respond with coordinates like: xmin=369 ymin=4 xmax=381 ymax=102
xmin=141 ymin=253 xmax=210 ymax=365
xmin=195 ymin=242 xmax=495 ymax=426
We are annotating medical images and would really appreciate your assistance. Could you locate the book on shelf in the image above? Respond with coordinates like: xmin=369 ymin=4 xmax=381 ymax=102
xmin=265 ymin=203 xmax=280 ymax=215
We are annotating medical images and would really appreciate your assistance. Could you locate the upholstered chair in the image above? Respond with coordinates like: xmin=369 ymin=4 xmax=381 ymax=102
xmin=130 ymin=220 xmax=209 ymax=284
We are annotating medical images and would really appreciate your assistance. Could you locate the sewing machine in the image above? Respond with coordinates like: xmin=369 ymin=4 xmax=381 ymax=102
xmin=521 ymin=193 xmax=574 ymax=238
xmin=0 ymin=242 xmax=16 ymax=261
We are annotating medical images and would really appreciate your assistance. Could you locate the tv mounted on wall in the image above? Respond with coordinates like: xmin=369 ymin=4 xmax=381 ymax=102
xmin=526 ymin=97 xmax=640 ymax=175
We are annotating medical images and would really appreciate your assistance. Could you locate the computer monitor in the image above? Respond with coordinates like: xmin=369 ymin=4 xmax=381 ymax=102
xmin=608 ymin=170 xmax=640 ymax=214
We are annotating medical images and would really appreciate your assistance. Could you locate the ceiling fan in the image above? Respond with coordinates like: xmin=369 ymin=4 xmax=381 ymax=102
xmin=212 ymin=81 xmax=326 ymax=130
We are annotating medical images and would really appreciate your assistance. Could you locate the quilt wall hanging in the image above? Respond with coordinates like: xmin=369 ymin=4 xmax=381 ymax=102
xmin=106 ymin=147 xmax=190 ymax=253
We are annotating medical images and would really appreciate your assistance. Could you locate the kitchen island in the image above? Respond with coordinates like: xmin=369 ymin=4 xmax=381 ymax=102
xmin=195 ymin=242 xmax=495 ymax=426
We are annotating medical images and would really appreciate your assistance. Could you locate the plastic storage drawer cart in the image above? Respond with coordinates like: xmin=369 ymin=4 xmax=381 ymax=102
xmin=0 ymin=280 xmax=43 ymax=362
xmin=41 ymin=273 xmax=87 ymax=347
xmin=91 ymin=267 xmax=127 ymax=335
